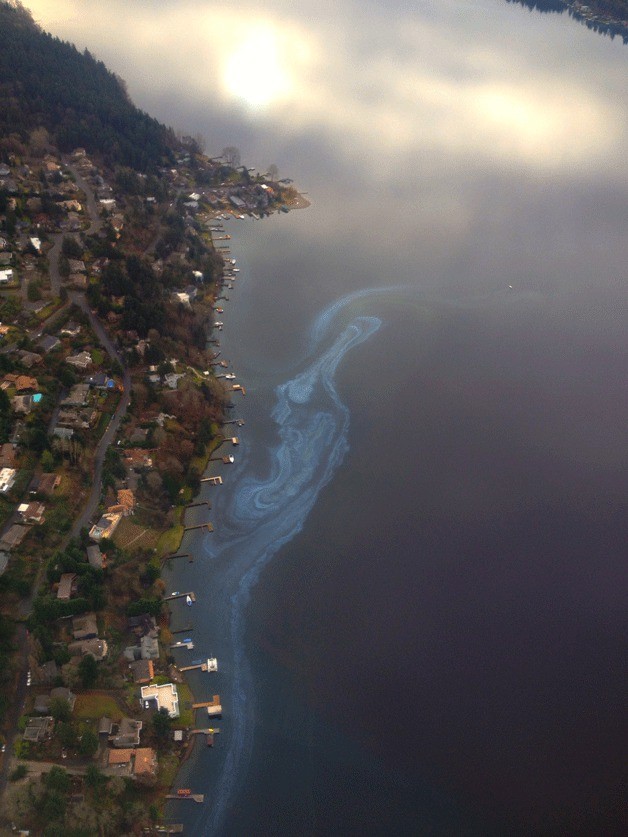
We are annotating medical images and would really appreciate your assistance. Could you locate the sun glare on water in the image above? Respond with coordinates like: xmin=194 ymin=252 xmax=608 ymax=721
xmin=223 ymin=25 xmax=294 ymax=109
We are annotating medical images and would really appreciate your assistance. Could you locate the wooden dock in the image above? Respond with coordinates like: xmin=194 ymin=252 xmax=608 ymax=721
xmin=164 ymin=592 xmax=196 ymax=603
xmin=185 ymin=500 xmax=211 ymax=509
xmin=179 ymin=657 xmax=217 ymax=673
xmin=200 ymin=476 xmax=222 ymax=485
xmin=189 ymin=727 xmax=221 ymax=735
xmin=149 ymin=825 xmax=184 ymax=834
xmin=165 ymin=553 xmax=190 ymax=561
xmin=179 ymin=662 xmax=205 ymax=672
xmin=183 ymin=522 xmax=214 ymax=532
xmin=171 ymin=626 xmax=193 ymax=634
xmin=165 ymin=793 xmax=204 ymax=803
xmin=192 ymin=695 xmax=221 ymax=714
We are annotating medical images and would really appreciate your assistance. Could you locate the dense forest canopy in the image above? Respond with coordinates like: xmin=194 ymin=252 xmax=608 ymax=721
xmin=506 ymin=0 xmax=565 ymax=11
xmin=0 ymin=0 xmax=177 ymax=170
xmin=507 ymin=0 xmax=627 ymax=15
xmin=506 ymin=0 xmax=628 ymax=41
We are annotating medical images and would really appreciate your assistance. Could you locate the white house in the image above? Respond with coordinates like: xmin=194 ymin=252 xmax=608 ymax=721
xmin=140 ymin=683 xmax=180 ymax=718
xmin=0 ymin=269 xmax=14 ymax=284
xmin=89 ymin=511 xmax=122 ymax=542
xmin=0 ymin=468 xmax=16 ymax=493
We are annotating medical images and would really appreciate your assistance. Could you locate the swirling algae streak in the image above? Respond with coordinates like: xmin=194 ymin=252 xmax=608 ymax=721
xmin=200 ymin=300 xmax=382 ymax=835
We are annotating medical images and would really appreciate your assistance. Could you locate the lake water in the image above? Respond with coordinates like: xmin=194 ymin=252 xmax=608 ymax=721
xmin=26 ymin=0 xmax=628 ymax=833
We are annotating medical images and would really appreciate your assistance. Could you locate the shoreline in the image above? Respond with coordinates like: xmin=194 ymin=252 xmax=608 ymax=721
xmin=0 ymin=124 xmax=308 ymax=830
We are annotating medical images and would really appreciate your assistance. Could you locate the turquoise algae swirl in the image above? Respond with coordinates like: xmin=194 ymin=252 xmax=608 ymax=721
xmin=201 ymin=292 xmax=383 ymax=835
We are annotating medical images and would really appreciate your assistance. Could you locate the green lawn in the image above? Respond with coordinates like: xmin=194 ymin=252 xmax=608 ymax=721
xmin=175 ymin=682 xmax=194 ymax=728
xmin=73 ymin=692 xmax=122 ymax=721
xmin=156 ymin=524 xmax=184 ymax=557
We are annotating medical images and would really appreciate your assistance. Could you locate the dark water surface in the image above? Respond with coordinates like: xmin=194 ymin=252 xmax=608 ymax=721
xmin=26 ymin=0 xmax=627 ymax=833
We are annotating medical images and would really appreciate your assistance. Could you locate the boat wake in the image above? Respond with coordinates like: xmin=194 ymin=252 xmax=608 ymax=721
xmin=199 ymin=294 xmax=382 ymax=835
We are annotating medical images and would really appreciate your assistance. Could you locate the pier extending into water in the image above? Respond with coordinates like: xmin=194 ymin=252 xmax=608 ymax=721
xmin=185 ymin=500 xmax=211 ymax=510
xmin=183 ymin=522 xmax=214 ymax=532
xmin=179 ymin=657 xmax=218 ymax=673
xmin=165 ymin=553 xmax=190 ymax=562
xmin=164 ymin=591 xmax=196 ymax=603
xmin=165 ymin=793 xmax=205 ymax=803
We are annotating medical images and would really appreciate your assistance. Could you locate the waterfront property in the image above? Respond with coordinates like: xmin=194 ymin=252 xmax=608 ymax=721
xmin=141 ymin=683 xmax=180 ymax=718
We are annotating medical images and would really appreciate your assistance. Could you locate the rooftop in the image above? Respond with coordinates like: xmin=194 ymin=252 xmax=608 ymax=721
xmin=140 ymin=683 xmax=180 ymax=718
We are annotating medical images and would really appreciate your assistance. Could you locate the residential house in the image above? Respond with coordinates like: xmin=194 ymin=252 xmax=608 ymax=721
xmin=35 ymin=687 xmax=76 ymax=714
xmin=164 ymin=372 xmax=184 ymax=389
xmin=133 ymin=748 xmax=158 ymax=781
xmin=17 ymin=501 xmax=45 ymax=524
xmin=68 ymin=259 xmax=86 ymax=274
xmin=0 ymin=524 xmax=28 ymax=551
xmin=172 ymin=291 xmax=191 ymax=307
xmin=31 ymin=473 xmax=61 ymax=496
xmin=14 ymin=376 xmax=38 ymax=392
xmin=0 ymin=444 xmax=16 ymax=468
xmin=36 ymin=660 xmax=59 ymax=685
xmin=111 ymin=717 xmax=142 ymax=748
xmin=116 ymin=489 xmax=135 ymax=516
xmin=17 ymin=350 xmax=43 ymax=368
xmin=0 ymin=467 xmax=16 ymax=492
xmin=130 ymin=659 xmax=154 ymax=685
xmin=57 ymin=407 xmax=97 ymax=430
xmin=60 ymin=321 xmax=81 ymax=337
xmin=68 ymin=637 xmax=108 ymax=660
xmin=87 ymin=372 xmax=112 ymax=389
xmin=107 ymin=749 xmax=133 ymax=773
xmin=128 ymin=427 xmax=148 ymax=445
xmin=56 ymin=572 xmax=77 ymax=600
xmin=0 ymin=269 xmax=14 ymax=284
xmin=62 ymin=382 xmax=90 ymax=406
xmin=65 ymin=351 xmax=92 ymax=371
xmin=140 ymin=634 xmax=159 ymax=661
xmin=23 ymin=716 xmax=54 ymax=743
xmin=38 ymin=334 xmax=61 ymax=353
xmin=98 ymin=717 xmax=113 ymax=737
xmin=72 ymin=612 xmax=98 ymax=640
xmin=12 ymin=394 xmax=33 ymax=414
xmin=127 ymin=614 xmax=157 ymax=637
xmin=89 ymin=512 xmax=122 ymax=542
xmin=124 ymin=449 xmax=153 ymax=471
xmin=86 ymin=544 xmax=105 ymax=570
xmin=140 ymin=683 xmax=180 ymax=718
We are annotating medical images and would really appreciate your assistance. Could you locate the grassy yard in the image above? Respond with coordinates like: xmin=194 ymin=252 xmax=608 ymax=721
xmin=157 ymin=752 xmax=180 ymax=792
xmin=175 ymin=682 xmax=194 ymax=728
xmin=156 ymin=524 xmax=184 ymax=558
xmin=73 ymin=692 xmax=123 ymax=722
xmin=112 ymin=517 xmax=160 ymax=551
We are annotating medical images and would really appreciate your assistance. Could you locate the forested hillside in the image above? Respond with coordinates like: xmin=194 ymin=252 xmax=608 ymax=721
xmin=0 ymin=0 xmax=177 ymax=170
xmin=506 ymin=0 xmax=628 ymax=42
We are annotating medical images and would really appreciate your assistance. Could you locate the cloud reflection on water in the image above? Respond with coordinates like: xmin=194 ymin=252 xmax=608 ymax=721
xmin=24 ymin=0 xmax=626 ymax=173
